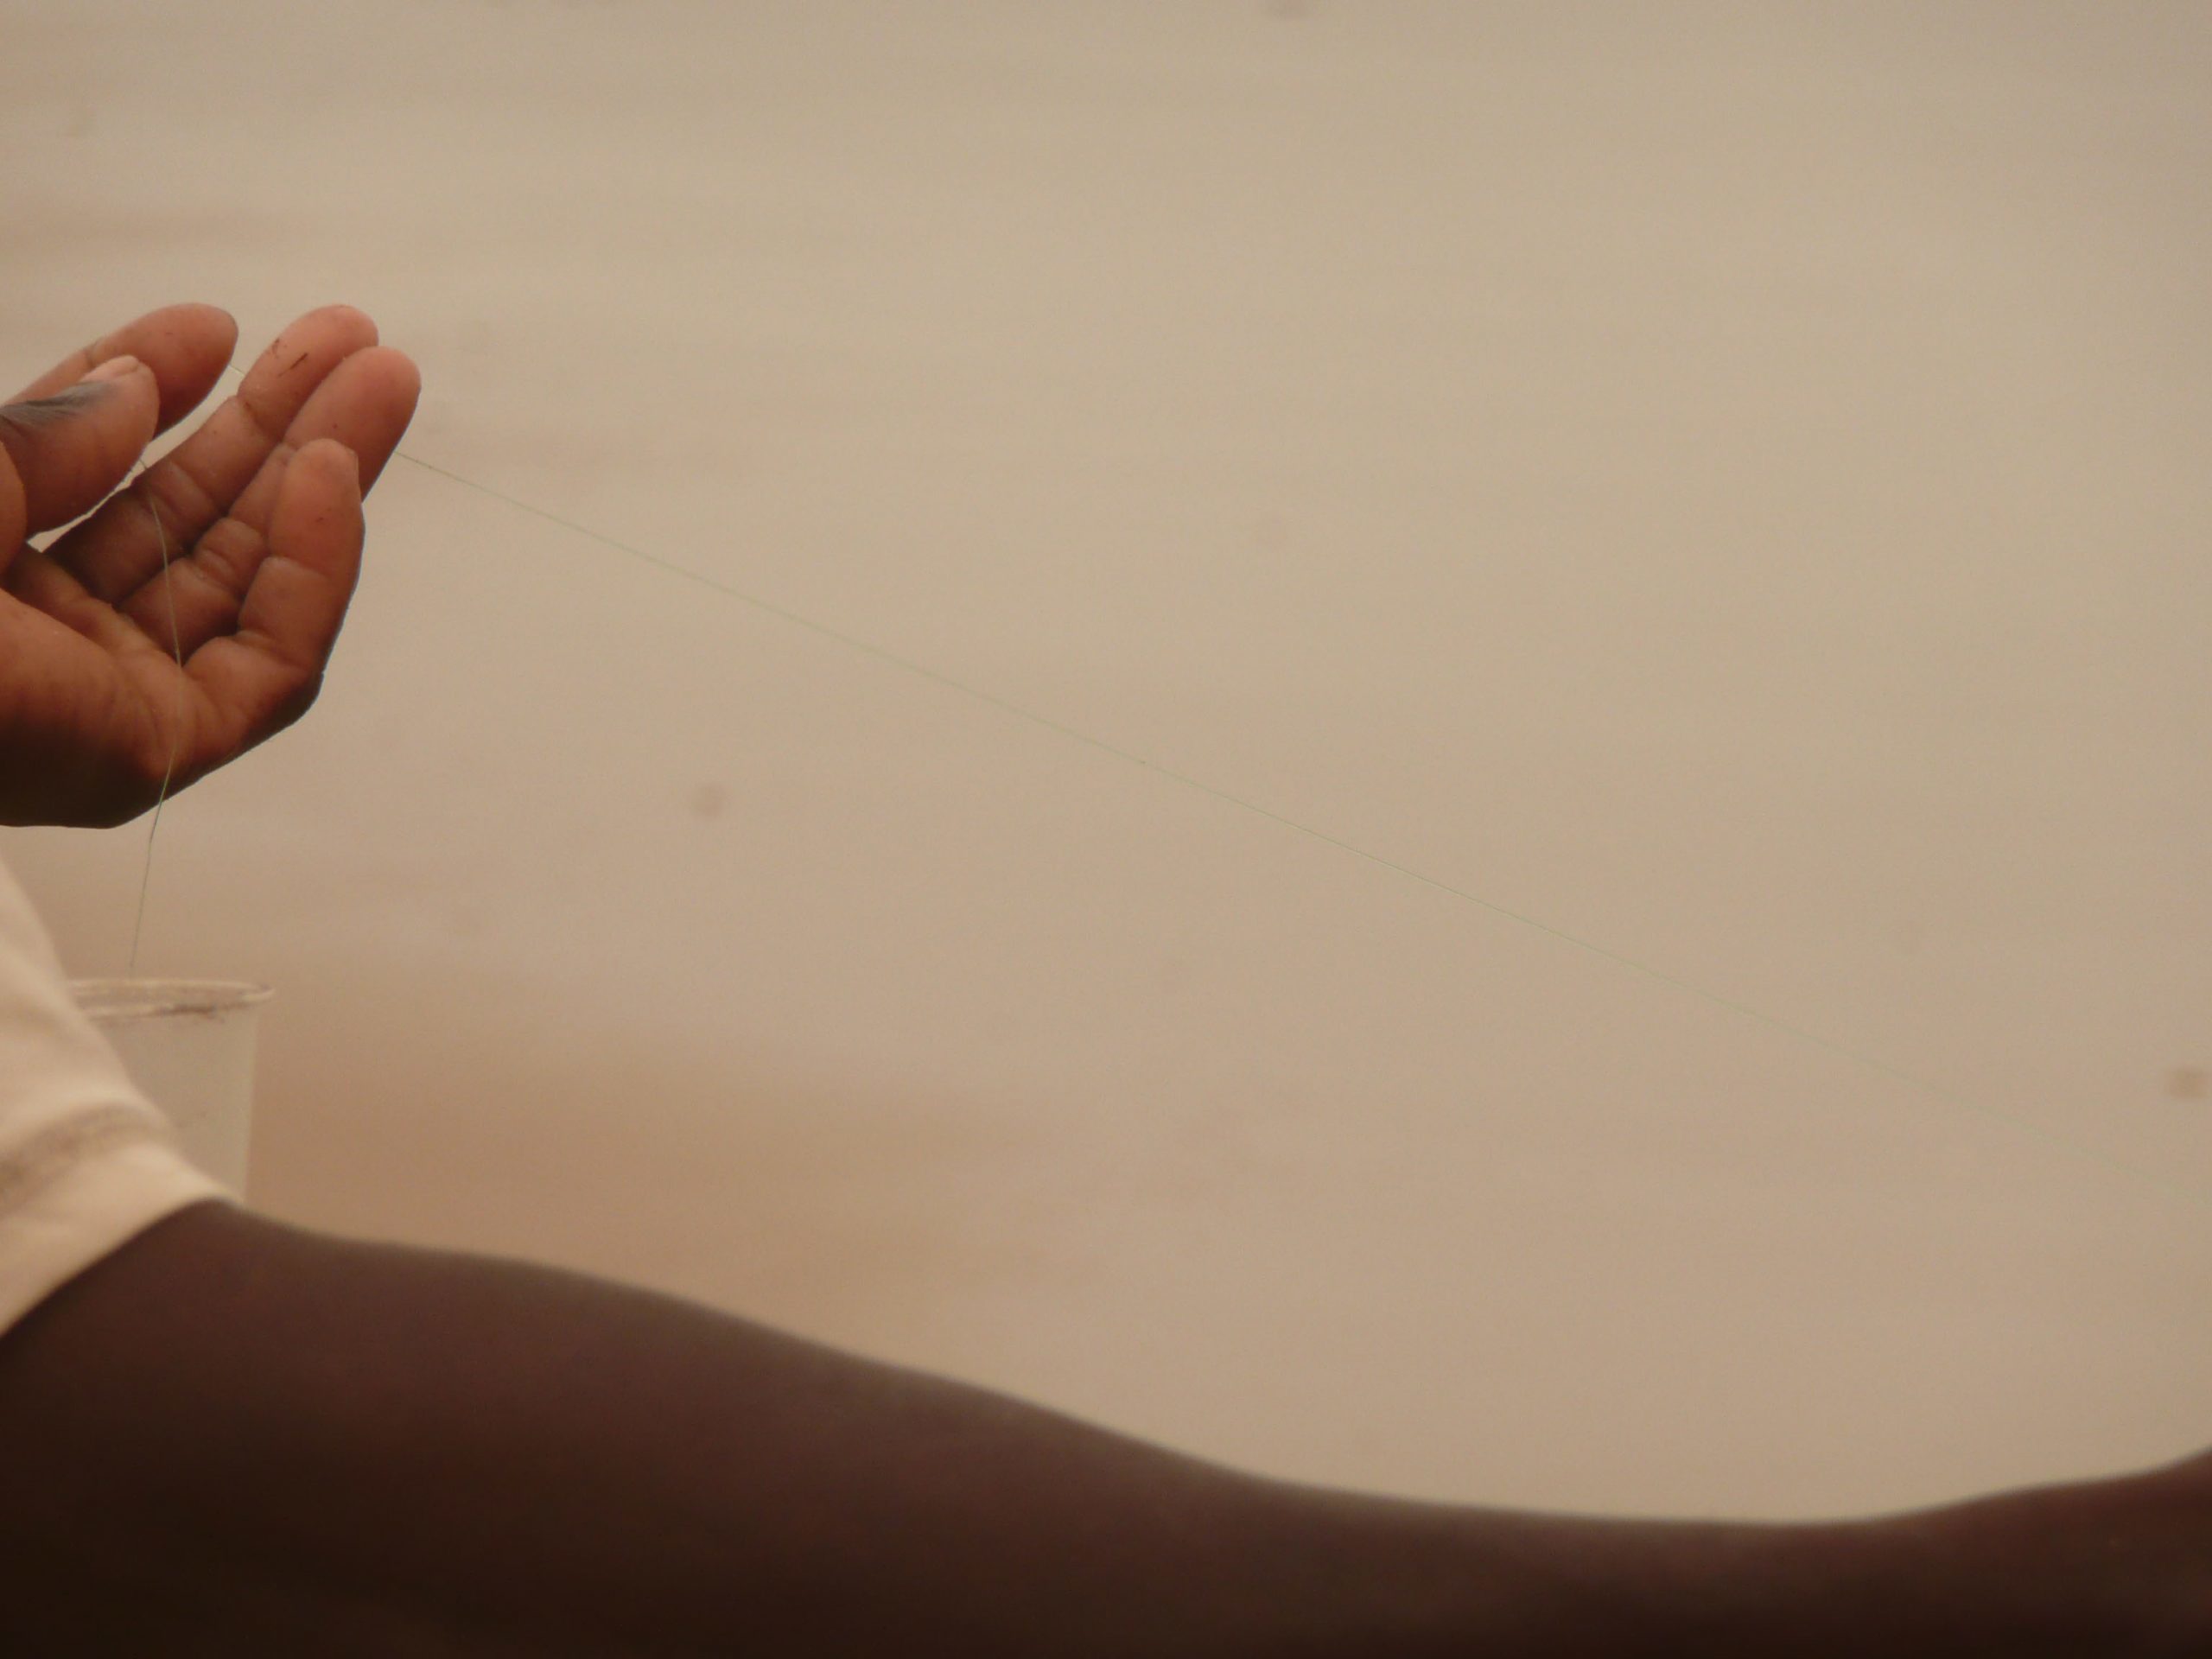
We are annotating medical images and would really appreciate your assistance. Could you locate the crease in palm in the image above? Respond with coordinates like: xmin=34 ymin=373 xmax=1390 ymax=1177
xmin=0 ymin=303 xmax=421 ymax=829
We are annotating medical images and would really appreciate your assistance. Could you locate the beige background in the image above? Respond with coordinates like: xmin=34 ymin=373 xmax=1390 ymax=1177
xmin=3 ymin=1 xmax=2205 ymax=1523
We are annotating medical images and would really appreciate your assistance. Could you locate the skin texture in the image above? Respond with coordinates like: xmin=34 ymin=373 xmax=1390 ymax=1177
xmin=1 ymin=305 xmax=2205 ymax=1653
xmin=0 ymin=1198 xmax=2203 ymax=1656
xmin=0 ymin=302 xmax=419 ymax=827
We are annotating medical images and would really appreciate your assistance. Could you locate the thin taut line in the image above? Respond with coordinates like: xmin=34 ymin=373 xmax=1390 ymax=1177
xmin=388 ymin=448 xmax=2204 ymax=1211
xmin=125 ymin=471 xmax=186 ymax=979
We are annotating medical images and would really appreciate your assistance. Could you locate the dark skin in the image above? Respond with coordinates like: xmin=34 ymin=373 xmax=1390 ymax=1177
xmin=2 ymin=305 xmax=2206 ymax=1654
xmin=0 ymin=302 xmax=418 ymax=828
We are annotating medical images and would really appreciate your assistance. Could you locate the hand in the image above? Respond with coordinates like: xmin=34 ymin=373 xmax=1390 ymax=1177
xmin=0 ymin=303 xmax=419 ymax=828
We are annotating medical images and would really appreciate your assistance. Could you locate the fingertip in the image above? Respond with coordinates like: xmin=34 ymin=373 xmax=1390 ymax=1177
xmin=84 ymin=354 xmax=149 ymax=385
xmin=314 ymin=303 xmax=379 ymax=346
xmin=272 ymin=441 xmax=359 ymax=525
xmin=371 ymin=346 xmax=423 ymax=404
xmin=303 ymin=436 xmax=362 ymax=490
xmin=190 ymin=303 xmax=242 ymax=359
xmin=341 ymin=345 xmax=421 ymax=406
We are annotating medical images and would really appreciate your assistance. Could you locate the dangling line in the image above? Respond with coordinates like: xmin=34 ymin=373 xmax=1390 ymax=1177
xmin=124 ymin=474 xmax=185 ymax=979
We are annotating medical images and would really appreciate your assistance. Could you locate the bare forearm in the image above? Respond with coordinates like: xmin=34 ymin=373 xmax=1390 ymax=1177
xmin=0 ymin=1199 xmax=1954 ymax=1656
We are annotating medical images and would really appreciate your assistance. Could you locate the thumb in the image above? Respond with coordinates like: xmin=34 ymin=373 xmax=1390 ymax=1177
xmin=0 ymin=356 xmax=161 ymax=562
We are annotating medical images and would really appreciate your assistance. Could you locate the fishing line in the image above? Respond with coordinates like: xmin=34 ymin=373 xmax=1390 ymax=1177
xmin=141 ymin=363 xmax=2204 ymax=1209
xmin=124 ymin=462 xmax=185 ymax=980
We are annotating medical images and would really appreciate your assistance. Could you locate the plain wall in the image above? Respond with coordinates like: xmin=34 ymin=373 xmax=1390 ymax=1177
xmin=3 ymin=1 xmax=2206 ymax=1522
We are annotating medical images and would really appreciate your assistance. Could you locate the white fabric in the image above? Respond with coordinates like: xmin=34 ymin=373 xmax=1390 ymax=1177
xmin=0 ymin=849 xmax=229 ymax=1342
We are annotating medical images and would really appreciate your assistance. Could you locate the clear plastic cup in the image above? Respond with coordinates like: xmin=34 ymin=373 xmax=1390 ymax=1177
xmin=67 ymin=979 xmax=273 ymax=1197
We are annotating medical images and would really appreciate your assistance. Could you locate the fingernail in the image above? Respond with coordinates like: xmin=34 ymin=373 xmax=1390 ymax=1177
xmin=82 ymin=354 xmax=144 ymax=385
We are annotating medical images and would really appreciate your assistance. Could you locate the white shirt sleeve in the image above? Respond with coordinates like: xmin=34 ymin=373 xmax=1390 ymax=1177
xmin=0 ymin=849 xmax=230 ymax=1344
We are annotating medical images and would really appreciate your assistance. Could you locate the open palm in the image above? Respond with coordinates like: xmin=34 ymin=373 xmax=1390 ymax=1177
xmin=0 ymin=303 xmax=419 ymax=828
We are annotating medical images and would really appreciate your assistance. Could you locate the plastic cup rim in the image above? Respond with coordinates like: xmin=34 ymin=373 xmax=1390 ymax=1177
xmin=67 ymin=978 xmax=275 ymax=1020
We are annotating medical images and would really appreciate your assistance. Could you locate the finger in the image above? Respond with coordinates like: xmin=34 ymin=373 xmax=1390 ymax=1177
xmin=46 ymin=305 xmax=380 ymax=606
xmin=107 ymin=346 xmax=418 ymax=658
xmin=10 ymin=303 xmax=238 ymax=439
xmin=0 ymin=359 xmax=160 ymax=552
xmin=184 ymin=440 xmax=363 ymax=758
